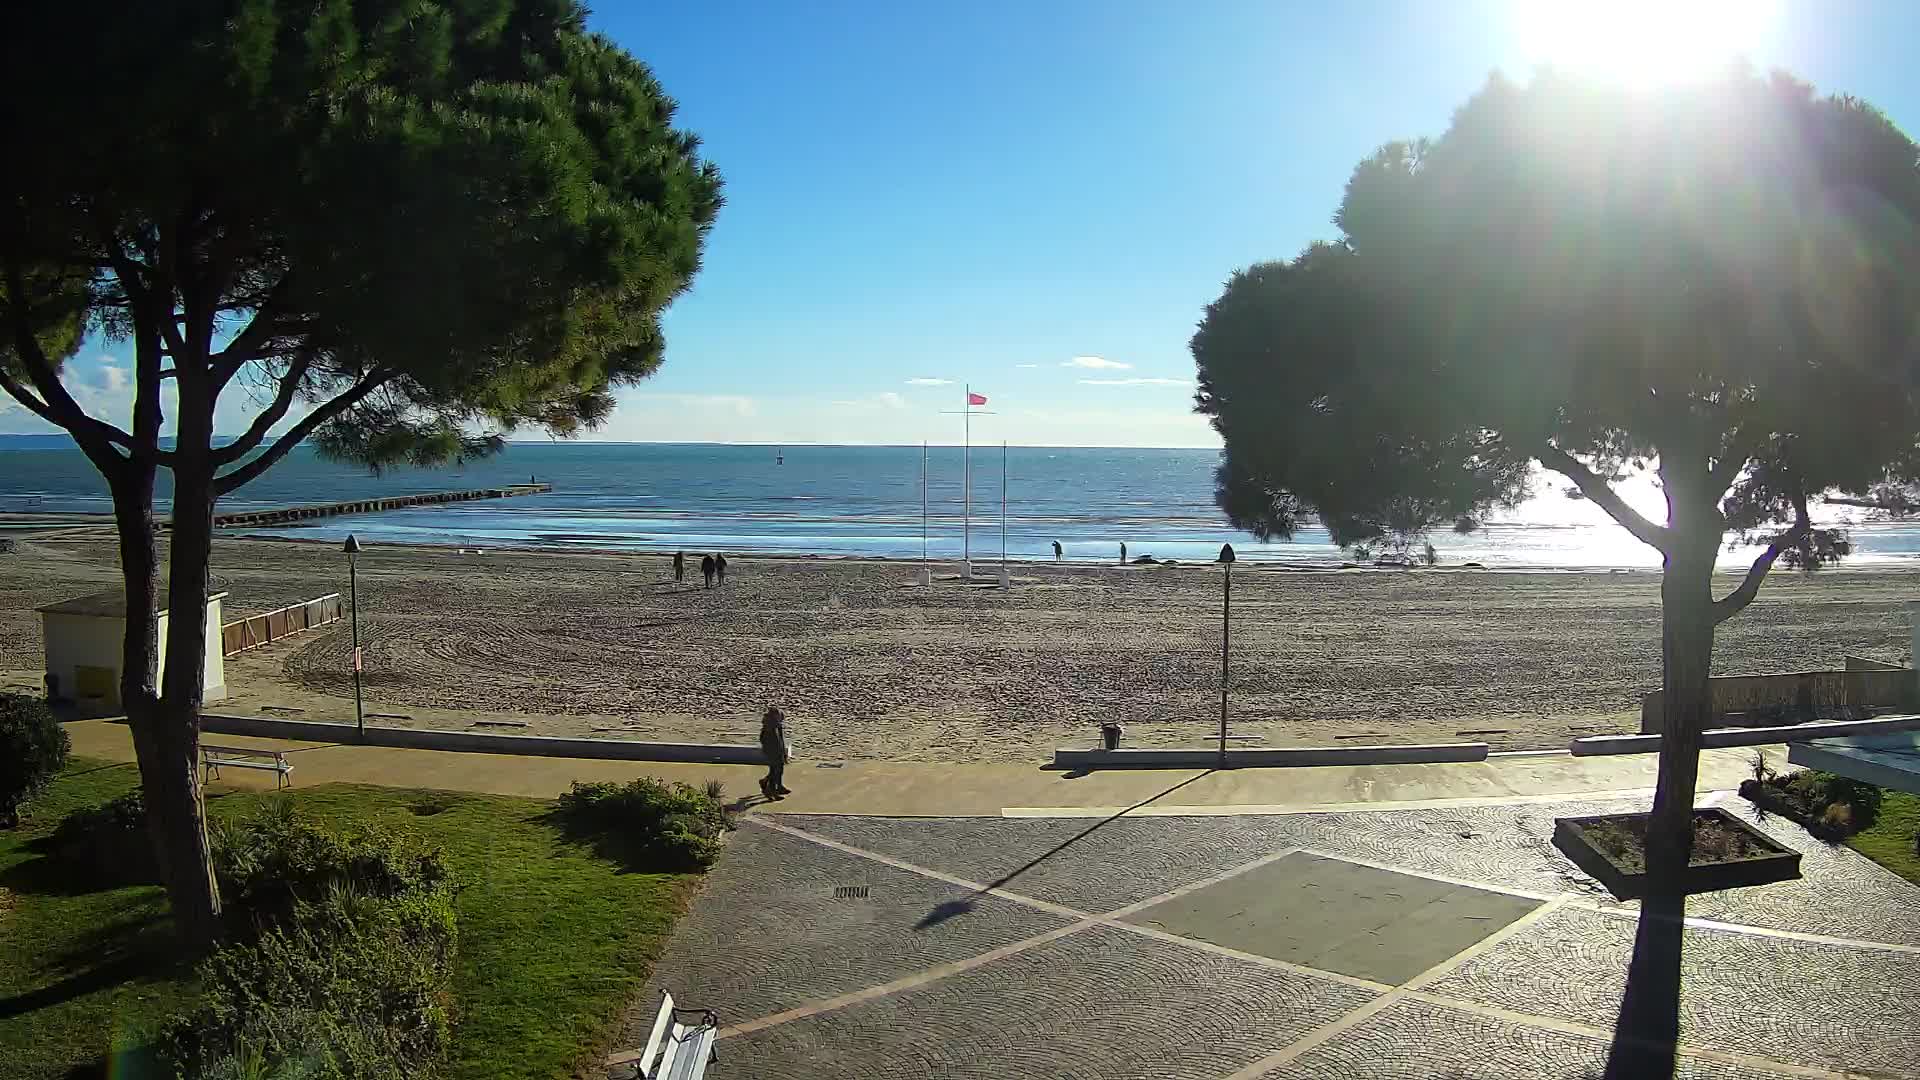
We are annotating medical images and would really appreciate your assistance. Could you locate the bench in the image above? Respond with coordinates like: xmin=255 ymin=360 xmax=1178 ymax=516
xmin=200 ymin=744 xmax=294 ymax=790
xmin=608 ymin=992 xmax=716 ymax=1079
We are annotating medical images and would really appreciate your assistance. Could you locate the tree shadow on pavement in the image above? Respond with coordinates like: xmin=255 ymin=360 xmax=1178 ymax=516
xmin=1602 ymin=890 xmax=1686 ymax=1079
xmin=915 ymin=771 xmax=1215 ymax=929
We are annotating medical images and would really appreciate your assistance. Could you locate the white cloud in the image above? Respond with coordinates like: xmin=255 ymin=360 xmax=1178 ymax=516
xmin=1078 ymin=377 xmax=1191 ymax=387
xmin=1063 ymin=356 xmax=1131 ymax=370
xmin=1014 ymin=363 xmax=1041 ymax=369
xmin=877 ymin=391 xmax=906 ymax=409
xmin=904 ymin=377 xmax=953 ymax=386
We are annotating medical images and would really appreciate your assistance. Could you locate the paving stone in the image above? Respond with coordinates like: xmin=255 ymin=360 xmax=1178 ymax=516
xmin=1661 ymin=805 xmax=1920 ymax=948
xmin=787 ymin=796 xmax=1920 ymax=950
xmin=1421 ymin=904 xmax=1920 ymax=1076
xmin=1123 ymin=851 xmax=1542 ymax=984
xmin=712 ymin=923 xmax=1378 ymax=1080
xmin=625 ymin=823 xmax=1073 ymax=1037
xmin=1261 ymin=997 xmax=1819 ymax=1080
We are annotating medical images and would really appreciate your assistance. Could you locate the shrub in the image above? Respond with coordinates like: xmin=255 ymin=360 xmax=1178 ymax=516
xmin=0 ymin=692 xmax=69 ymax=827
xmin=554 ymin=777 xmax=732 ymax=871
xmin=165 ymin=807 xmax=458 ymax=1080
xmin=213 ymin=800 xmax=450 ymax=935
xmin=1781 ymin=769 xmax=1883 ymax=833
xmin=1821 ymin=802 xmax=1855 ymax=833
xmin=48 ymin=790 xmax=157 ymax=884
xmin=165 ymin=888 xmax=456 ymax=1080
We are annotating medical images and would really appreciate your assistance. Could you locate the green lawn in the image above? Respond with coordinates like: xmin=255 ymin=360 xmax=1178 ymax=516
xmin=1 ymin=759 xmax=696 ymax=1080
xmin=1849 ymin=788 xmax=1920 ymax=885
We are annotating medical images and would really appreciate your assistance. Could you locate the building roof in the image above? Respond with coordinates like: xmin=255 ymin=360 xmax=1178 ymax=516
xmin=1788 ymin=730 xmax=1920 ymax=796
xmin=36 ymin=589 xmax=229 ymax=619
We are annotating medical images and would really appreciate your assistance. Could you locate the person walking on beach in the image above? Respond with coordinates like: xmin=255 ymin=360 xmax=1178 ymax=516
xmin=759 ymin=706 xmax=791 ymax=799
xmin=673 ymin=551 xmax=685 ymax=583
xmin=1052 ymin=540 xmax=1062 ymax=561
xmin=715 ymin=553 xmax=729 ymax=585
xmin=701 ymin=553 xmax=715 ymax=589
xmin=1119 ymin=542 xmax=1127 ymax=564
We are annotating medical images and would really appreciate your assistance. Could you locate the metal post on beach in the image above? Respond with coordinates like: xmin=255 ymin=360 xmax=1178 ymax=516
xmin=1219 ymin=543 xmax=1235 ymax=766
xmin=963 ymin=385 xmax=972 ymax=581
xmin=918 ymin=441 xmax=931 ymax=586
xmin=1000 ymin=440 xmax=1010 ymax=588
xmin=344 ymin=533 xmax=365 ymax=741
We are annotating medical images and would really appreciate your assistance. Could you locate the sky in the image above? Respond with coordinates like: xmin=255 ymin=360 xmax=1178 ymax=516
xmin=11 ymin=0 xmax=1920 ymax=447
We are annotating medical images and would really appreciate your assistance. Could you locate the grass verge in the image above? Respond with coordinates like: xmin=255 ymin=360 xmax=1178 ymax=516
xmin=1 ymin=758 xmax=695 ymax=1080
xmin=1846 ymin=788 xmax=1920 ymax=885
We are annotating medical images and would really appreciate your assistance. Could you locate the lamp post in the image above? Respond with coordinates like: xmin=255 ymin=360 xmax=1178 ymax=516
xmin=344 ymin=534 xmax=364 ymax=741
xmin=1218 ymin=543 xmax=1235 ymax=766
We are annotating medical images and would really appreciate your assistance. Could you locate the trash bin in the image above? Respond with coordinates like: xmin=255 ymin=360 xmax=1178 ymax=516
xmin=1100 ymin=722 xmax=1124 ymax=751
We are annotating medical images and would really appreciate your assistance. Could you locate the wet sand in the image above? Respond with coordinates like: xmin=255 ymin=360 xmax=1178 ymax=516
xmin=2 ymin=532 xmax=1914 ymax=761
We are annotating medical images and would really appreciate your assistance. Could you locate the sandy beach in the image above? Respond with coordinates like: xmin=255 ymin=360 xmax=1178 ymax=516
xmin=2 ymin=531 xmax=1915 ymax=762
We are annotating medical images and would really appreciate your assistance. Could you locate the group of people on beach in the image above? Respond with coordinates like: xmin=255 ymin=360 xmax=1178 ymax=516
xmin=672 ymin=550 xmax=729 ymax=588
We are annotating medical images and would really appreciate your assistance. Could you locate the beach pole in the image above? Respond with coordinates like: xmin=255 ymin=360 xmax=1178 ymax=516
xmin=919 ymin=441 xmax=931 ymax=586
xmin=963 ymin=385 xmax=972 ymax=581
xmin=1219 ymin=543 xmax=1236 ymax=766
xmin=999 ymin=441 xmax=1010 ymax=588
xmin=344 ymin=534 xmax=365 ymax=742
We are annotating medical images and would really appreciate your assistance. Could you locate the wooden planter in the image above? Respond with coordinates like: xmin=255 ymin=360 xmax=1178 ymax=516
xmin=1552 ymin=807 xmax=1801 ymax=900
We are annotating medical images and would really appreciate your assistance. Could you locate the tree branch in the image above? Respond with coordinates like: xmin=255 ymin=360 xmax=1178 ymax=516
xmin=1713 ymin=494 xmax=1811 ymax=624
xmin=212 ymin=352 xmax=313 ymax=465
xmin=213 ymin=369 xmax=394 ymax=494
xmin=1535 ymin=442 xmax=1672 ymax=552
xmin=209 ymin=275 xmax=292 ymax=389
xmin=2 ymin=260 xmax=143 ymax=464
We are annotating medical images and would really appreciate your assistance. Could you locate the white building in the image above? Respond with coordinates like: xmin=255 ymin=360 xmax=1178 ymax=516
xmin=38 ymin=589 xmax=228 ymax=708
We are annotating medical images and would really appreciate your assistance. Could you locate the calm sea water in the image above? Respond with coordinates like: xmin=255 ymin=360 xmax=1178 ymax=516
xmin=5 ymin=440 xmax=1920 ymax=569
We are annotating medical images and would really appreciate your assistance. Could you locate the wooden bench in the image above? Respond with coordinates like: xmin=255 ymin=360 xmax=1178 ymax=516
xmin=200 ymin=744 xmax=294 ymax=790
xmin=609 ymin=992 xmax=716 ymax=1079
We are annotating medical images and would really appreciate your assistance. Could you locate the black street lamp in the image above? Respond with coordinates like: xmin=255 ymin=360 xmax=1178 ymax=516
xmin=1218 ymin=543 xmax=1235 ymax=766
xmin=344 ymin=534 xmax=364 ymax=741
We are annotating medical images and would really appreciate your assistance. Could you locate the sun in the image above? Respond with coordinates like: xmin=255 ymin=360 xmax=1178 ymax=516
xmin=1512 ymin=0 xmax=1780 ymax=86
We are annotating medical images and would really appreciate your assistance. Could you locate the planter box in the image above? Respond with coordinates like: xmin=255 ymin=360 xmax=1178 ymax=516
xmin=1552 ymin=807 xmax=1801 ymax=900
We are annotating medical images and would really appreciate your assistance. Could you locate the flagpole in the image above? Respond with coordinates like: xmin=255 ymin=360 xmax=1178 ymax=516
xmin=918 ymin=441 xmax=930 ymax=585
xmin=1000 ymin=440 xmax=1009 ymax=587
xmin=963 ymin=384 xmax=972 ymax=580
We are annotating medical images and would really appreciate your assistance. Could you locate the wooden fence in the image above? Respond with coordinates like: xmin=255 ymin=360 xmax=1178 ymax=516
xmin=221 ymin=593 xmax=343 ymax=657
xmin=1639 ymin=667 xmax=1916 ymax=733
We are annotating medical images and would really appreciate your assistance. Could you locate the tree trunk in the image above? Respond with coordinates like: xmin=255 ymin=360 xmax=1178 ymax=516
xmin=152 ymin=435 xmax=224 ymax=948
xmin=1646 ymin=535 xmax=1716 ymax=892
xmin=110 ymin=461 xmax=220 ymax=947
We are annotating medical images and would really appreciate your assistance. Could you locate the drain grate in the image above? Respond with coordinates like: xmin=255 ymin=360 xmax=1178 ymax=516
xmin=833 ymin=885 xmax=870 ymax=900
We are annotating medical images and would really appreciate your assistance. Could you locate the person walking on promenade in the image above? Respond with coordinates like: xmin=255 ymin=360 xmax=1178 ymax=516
xmin=701 ymin=553 xmax=716 ymax=589
xmin=715 ymin=553 xmax=729 ymax=585
xmin=674 ymin=551 xmax=685 ymax=583
xmin=759 ymin=707 xmax=791 ymax=799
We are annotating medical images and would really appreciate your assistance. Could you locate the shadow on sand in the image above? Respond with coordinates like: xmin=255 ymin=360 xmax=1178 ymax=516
xmin=915 ymin=771 xmax=1214 ymax=930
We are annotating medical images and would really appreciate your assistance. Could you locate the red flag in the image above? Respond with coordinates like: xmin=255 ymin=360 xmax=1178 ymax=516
xmin=967 ymin=392 xmax=987 ymax=406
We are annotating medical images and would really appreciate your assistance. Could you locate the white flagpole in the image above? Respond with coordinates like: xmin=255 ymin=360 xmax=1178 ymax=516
xmin=963 ymin=384 xmax=972 ymax=579
xmin=918 ymin=440 xmax=931 ymax=586
xmin=1001 ymin=440 xmax=1009 ymax=587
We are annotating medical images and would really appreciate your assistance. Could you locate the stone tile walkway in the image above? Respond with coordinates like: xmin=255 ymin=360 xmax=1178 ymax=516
xmin=617 ymin=795 xmax=1920 ymax=1080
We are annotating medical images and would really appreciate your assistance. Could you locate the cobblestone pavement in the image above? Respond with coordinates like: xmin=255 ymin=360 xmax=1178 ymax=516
xmin=616 ymin=796 xmax=1920 ymax=1079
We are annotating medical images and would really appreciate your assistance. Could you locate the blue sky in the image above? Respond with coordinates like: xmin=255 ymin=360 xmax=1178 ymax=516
xmin=10 ymin=1 xmax=1920 ymax=447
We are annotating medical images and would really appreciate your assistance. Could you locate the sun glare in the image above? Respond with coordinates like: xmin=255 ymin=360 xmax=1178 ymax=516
xmin=1513 ymin=0 xmax=1779 ymax=86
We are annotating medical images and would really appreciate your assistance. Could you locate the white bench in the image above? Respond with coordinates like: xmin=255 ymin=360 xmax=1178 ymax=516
xmin=610 ymin=992 xmax=716 ymax=1079
xmin=200 ymin=744 xmax=294 ymax=790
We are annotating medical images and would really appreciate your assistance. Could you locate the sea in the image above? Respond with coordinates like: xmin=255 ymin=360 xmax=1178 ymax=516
xmin=5 ymin=439 xmax=1920 ymax=570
